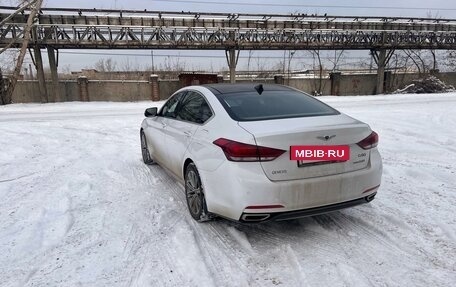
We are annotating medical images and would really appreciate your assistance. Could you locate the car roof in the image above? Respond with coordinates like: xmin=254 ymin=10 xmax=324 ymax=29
xmin=203 ymin=83 xmax=293 ymax=95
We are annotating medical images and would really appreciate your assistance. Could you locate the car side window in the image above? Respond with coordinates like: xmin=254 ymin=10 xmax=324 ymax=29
xmin=160 ymin=92 xmax=185 ymax=118
xmin=176 ymin=91 xmax=213 ymax=124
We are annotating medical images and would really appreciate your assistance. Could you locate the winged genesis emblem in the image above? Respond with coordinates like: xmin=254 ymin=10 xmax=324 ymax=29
xmin=317 ymin=135 xmax=336 ymax=141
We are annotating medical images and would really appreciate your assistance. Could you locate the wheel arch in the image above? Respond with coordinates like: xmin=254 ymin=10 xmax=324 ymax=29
xmin=183 ymin=158 xmax=194 ymax=178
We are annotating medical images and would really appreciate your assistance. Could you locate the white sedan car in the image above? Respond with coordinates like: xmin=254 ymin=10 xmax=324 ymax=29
xmin=140 ymin=84 xmax=382 ymax=222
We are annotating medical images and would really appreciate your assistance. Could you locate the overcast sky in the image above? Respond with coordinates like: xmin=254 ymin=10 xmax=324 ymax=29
xmin=42 ymin=0 xmax=456 ymax=17
xmin=3 ymin=0 xmax=456 ymax=72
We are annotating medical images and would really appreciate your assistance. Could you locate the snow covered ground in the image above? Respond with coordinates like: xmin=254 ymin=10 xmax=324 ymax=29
xmin=0 ymin=93 xmax=455 ymax=287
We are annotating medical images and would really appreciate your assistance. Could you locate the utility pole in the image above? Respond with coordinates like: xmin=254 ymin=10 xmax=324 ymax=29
xmin=29 ymin=63 xmax=34 ymax=79
xmin=287 ymin=51 xmax=295 ymax=85
xmin=151 ymin=50 xmax=155 ymax=73
xmin=5 ymin=0 xmax=44 ymax=104
xmin=247 ymin=50 xmax=253 ymax=79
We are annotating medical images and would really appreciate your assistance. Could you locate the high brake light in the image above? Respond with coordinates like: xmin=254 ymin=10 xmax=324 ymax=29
xmin=357 ymin=131 xmax=379 ymax=150
xmin=213 ymin=138 xmax=285 ymax=162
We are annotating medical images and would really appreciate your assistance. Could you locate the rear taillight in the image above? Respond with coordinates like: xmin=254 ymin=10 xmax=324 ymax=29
xmin=213 ymin=138 xmax=285 ymax=162
xmin=357 ymin=131 xmax=379 ymax=150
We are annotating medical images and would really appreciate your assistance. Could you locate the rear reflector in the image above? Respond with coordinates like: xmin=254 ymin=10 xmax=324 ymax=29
xmin=245 ymin=205 xmax=284 ymax=209
xmin=362 ymin=184 xmax=380 ymax=194
xmin=357 ymin=131 xmax=379 ymax=150
xmin=213 ymin=138 xmax=285 ymax=162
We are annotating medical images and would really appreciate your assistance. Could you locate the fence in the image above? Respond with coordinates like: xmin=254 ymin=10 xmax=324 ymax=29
xmin=3 ymin=71 xmax=456 ymax=104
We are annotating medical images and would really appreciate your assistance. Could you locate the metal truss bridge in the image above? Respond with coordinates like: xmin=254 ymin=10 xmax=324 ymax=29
xmin=1 ymin=6 xmax=456 ymax=50
xmin=1 ymin=5 xmax=456 ymax=101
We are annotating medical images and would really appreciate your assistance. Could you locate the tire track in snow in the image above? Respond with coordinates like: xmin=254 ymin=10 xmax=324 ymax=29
xmin=146 ymin=165 xmax=256 ymax=286
xmin=115 ymin=163 xmax=195 ymax=287
xmin=144 ymin=164 xmax=364 ymax=286
xmin=125 ymin=163 xmax=217 ymax=286
xmin=309 ymin=208 xmax=453 ymax=285
xmin=313 ymin=211 xmax=408 ymax=256
xmin=146 ymin=163 xmax=367 ymax=286
xmin=0 ymin=172 xmax=37 ymax=183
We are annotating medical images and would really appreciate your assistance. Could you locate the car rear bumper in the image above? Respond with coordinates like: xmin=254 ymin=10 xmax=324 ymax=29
xmin=199 ymin=149 xmax=382 ymax=221
xmin=240 ymin=192 xmax=376 ymax=222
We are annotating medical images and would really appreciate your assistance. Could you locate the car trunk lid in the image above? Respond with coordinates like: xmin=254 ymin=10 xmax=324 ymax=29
xmin=238 ymin=114 xmax=372 ymax=181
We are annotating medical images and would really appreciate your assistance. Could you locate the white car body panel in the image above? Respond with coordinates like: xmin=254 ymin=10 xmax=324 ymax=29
xmin=199 ymin=149 xmax=382 ymax=220
xmin=238 ymin=115 xmax=371 ymax=181
xmin=141 ymin=85 xmax=383 ymax=221
xmin=143 ymin=115 xmax=167 ymax=164
xmin=163 ymin=118 xmax=199 ymax=178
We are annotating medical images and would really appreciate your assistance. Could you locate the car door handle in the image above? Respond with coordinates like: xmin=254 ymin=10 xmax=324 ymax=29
xmin=161 ymin=122 xmax=167 ymax=128
xmin=183 ymin=131 xmax=192 ymax=137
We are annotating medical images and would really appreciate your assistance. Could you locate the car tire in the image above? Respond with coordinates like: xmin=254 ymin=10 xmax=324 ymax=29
xmin=140 ymin=130 xmax=154 ymax=165
xmin=185 ymin=163 xmax=212 ymax=222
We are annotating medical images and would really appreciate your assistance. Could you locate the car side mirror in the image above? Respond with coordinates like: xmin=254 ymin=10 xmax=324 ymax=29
xmin=144 ymin=107 xmax=158 ymax=117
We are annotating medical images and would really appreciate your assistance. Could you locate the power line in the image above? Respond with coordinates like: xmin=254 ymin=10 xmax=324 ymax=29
xmin=151 ymin=0 xmax=456 ymax=11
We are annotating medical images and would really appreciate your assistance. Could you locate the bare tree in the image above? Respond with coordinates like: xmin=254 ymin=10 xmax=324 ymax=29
xmin=327 ymin=50 xmax=346 ymax=72
xmin=94 ymin=58 xmax=117 ymax=72
xmin=157 ymin=55 xmax=187 ymax=79
xmin=446 ymin=51 xmax=456 ymax=71
xmin=61 ymin=64 xmax=72 ymax=75
xmin=387 ymin=51 xmax=413 ymax=89
xmin=399 ymin=7 xmax=443 ymax=74
xmin=0 ymin=50 xmax=19 ymax=73
xmin=308 ymin=49 xmax=324 ymax=95
xmin=403 ymin=50 xmax=432 ymax=75
xmin=121 ymin=58 xmax=141 ymax=71
xmin=426 ymin=11 xmax=441 ymax=71
xmin=255 ymin=55 xmax=267 ymax=74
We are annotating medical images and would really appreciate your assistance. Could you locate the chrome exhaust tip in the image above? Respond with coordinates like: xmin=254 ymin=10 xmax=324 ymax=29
xmin=241 ymin=214 xmax=270 ymax=222
xmin=365 ymin=192 xmax=377 ymax=202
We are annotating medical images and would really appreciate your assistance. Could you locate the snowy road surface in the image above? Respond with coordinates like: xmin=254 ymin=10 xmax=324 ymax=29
xmin=0 ymin=94 xmax=455 ymax=287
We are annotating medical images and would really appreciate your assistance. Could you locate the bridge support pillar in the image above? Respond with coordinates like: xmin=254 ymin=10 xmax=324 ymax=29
xmin=376 ymin=49 xmax=386 ymax=95
xmin=372 ymin=49 xmax=394 ymax=95
xmin=226 ymin=48 xmax=239 ymax=83
xmin=47 ymin=47 xmax=60 ymax=102
xmin=33 ymin=48 xmax=48 ymax=103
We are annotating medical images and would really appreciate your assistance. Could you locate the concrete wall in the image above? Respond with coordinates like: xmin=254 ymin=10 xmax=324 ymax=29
xmin=87 ymin=80 xmax=151 ymax=101
xmin=388 ymin=73 xmax=423 ymax=92
xmin=11 ymin=78 xmax=161 ymax=103
xmin=339 ymin=74 xmax=377 ymax=96
xmin=287 ymin=78 xmax=331 ymax=95
xmin=12 ymin=80 xmax=79 ymax=103
xmin=236 ymin=78 xmax=276 ymax=84
xmin=8 ymin=71 xmax=456 ymax=103
xmin=158 ymin=80 xmax=180 ymax=100
xmin=437 ymin=73 xmax=456 ymax=87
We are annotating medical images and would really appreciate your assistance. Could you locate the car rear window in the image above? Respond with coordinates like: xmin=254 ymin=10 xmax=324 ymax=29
xmin=216 ymin=90 xmax=339 ymax=121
